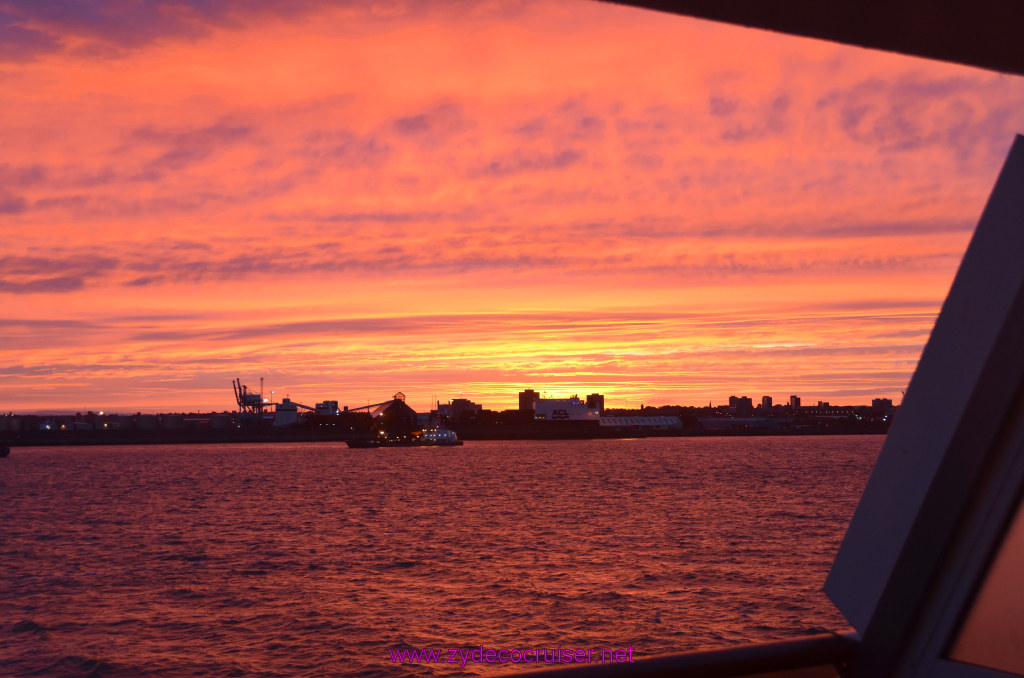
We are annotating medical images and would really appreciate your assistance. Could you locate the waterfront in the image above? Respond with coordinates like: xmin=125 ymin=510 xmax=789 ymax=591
xmin=0 ymin=437 xmax=881 ymax=677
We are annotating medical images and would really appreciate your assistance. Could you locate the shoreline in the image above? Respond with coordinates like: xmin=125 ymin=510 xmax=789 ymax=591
xmin=0 ymin=426 xmax=887 ymax=449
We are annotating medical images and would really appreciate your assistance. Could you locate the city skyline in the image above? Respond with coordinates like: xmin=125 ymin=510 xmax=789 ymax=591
xmin=3 ymin=1 xmax=1024 ymax=414
xmin=2 ymin=384 xmax=895 ymax=416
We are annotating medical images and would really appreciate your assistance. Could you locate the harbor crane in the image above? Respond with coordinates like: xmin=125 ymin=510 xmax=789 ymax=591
xmin=232 ymin=377 xmax=266 ymax=415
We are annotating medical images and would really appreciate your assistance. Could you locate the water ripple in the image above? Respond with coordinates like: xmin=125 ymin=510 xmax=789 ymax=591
xmin=0 ymin=437 xmax=879 ymax=676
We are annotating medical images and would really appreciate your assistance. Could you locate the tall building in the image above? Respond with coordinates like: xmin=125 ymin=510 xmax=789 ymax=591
xmin=789 ymin=395 xmax=801 ymax=409
xmin=518 ymin=389 xmax=538 ymax=415
xmin=762 ymin=395 xmax=773 ymax=410
xmin=872 ymin=398 xmax=894 ymax=409
xmin=729 ymin=396 xmax=754 ymax=416
xmin=586 ymin=393 xmax=605 ymax=413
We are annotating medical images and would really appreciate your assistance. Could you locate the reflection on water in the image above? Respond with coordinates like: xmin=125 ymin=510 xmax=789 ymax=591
xmin=0 ymin=437 xmax=880 ymax=676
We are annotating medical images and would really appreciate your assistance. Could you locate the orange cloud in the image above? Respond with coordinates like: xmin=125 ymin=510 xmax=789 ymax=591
xmin=2 ymin=1 xmax=1023 ymax=413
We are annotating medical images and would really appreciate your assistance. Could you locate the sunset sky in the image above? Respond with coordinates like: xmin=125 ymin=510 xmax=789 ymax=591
xmin=2 ymin=1 xmax=1023 ymax=414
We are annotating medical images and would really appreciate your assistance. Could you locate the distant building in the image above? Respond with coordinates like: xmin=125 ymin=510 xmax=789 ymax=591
xmin=162 ymin=414 xmax=184 ymax=429
xmin=316 ymin=400 xmax=339 ymax=415
xmin=818 ymin=401 xmax=830 ymax=409
xmin=790 ymin=395 xmax=801 ymax=409
xmin=586 ymin=393 xmax=605 ymax=413
xmin=274 ymin=398 xmax=299 ymax=427
xmin=519 ymin=389 xmax=539 ymax=415
xmin=601 ymin=416 xmax=681 ymax=431
xmin=137 ymin=414 xmax=158 ymax=430
xmin=729 ymin=396 xmax=754 ymax=417
xmin=371 ymin=395 xmax=417 ymax=436
xmin=440 ymin=398 xmax=482 ymax=423
xmin=762 ymin=395 xmax=773 ymax=410
xmin=533 ymin=395 xmax=600 ymax=421
xmin=872 ymin=398 xmax=894 ymax=409
xmin=700 ymin=417 xmax=780 ymax=432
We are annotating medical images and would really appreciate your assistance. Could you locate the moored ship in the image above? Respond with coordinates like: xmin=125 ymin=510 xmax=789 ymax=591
xmin=346 ymin=426 xmax=463 ymax=448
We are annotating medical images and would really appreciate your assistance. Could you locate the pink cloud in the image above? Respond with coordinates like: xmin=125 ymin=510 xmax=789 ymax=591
xmin=1 ymin=0 xmax=1022 ymax=411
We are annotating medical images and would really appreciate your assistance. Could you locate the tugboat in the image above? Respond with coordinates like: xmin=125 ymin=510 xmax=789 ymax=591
xmin=417 ymin=426 xmax=463 ymax=446
xmin=346 ymin=426 xmax=463 ymax=448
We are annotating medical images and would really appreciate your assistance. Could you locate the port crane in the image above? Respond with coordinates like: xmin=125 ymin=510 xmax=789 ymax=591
xmin=232 ymin=377 xmax=267 ymax=415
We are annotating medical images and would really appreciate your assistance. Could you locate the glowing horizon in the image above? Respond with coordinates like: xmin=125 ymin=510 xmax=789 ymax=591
xmin=2 ymin=1 xmax=1023 ymax=414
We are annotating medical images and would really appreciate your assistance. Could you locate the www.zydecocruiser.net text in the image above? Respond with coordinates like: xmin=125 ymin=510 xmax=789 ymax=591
xmin=388 ymin=645 xmax=637 ymax=668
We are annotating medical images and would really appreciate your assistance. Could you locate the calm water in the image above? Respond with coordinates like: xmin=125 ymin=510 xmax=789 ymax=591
xmin=0 ymin=437 xmax=881 ymax=677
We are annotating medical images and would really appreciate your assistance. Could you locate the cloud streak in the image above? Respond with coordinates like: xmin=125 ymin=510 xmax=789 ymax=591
xmin=1 ymin=0 xmax=1022 ymax=411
